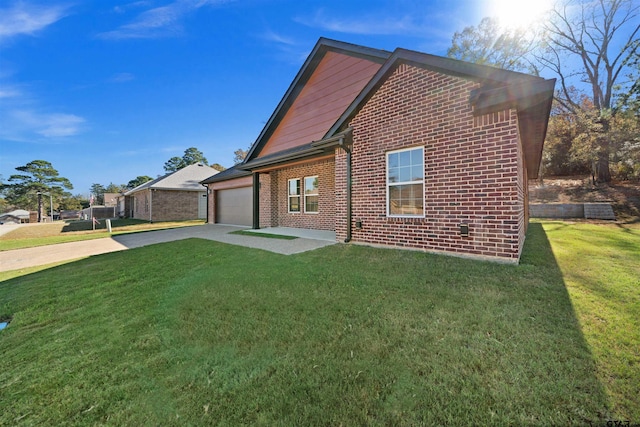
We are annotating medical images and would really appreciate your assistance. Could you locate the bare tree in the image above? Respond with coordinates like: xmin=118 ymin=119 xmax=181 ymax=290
xmin=233 ymin=147 xmax=249 ymax=164
xmin=539 ymin=0 xmax=640 ymax=181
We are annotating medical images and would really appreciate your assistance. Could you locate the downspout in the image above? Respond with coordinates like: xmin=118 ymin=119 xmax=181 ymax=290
xmin=201 ymin=183 xmax=209 ymax=224
xmin=339 ymin=137 xmax=352 ymax=243
xmin=149 ymin=189 xmax=153 ymax=223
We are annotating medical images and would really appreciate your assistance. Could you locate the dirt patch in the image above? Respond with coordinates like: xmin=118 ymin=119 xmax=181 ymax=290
xmin=529 ymin=176 xmax=640 ymax=222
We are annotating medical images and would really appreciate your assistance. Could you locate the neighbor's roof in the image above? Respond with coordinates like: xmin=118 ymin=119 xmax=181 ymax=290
xmin=125 ymin=163 xmax=218 ymax=194
xmin=0 ymin=209 xmax=30 ymax=218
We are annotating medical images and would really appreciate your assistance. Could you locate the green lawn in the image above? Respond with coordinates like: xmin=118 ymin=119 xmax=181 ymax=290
xmin=0 ymin=222 xmax=637 ymax=425
xmin=539 ymin=221 xmax=640 ymax=419
xmin=0 ymin=219 xmax=204 ymax=251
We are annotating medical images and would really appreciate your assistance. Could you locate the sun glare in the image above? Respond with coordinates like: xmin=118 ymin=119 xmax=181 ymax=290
xmin=488 ymin=0 xmax=552 ymax=30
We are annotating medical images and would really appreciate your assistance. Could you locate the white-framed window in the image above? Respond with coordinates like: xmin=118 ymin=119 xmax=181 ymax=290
xmin=304 ymin=176 xmax=319 ymax=213
xmin=288 ymin=178 xmax=301 ymax=213
xmin=386 ymin=146 xmax=425 ymax=217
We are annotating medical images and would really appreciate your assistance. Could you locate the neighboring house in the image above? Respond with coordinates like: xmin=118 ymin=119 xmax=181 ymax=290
xmin=0 ymin=209 xmax=31 ymax=224
xmin=103 ymin=193 xmax=118 ymax=207
xmin=202 ymin=38 xmax=555 ymax=263
xmin=124 ymin=163 xmax=217 ymax=222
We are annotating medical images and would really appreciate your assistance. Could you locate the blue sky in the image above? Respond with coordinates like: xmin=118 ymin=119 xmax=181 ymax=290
xmin=1 ymin=0 xmax=538 ymax=195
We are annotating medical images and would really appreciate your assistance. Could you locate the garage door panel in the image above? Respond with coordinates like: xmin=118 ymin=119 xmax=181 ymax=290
xmin=216 ymin=187 xmax=252 ymax=226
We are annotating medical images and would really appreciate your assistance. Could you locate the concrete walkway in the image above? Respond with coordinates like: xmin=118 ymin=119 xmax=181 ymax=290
xmin=0 ymin=225 xmax=337 ymax=273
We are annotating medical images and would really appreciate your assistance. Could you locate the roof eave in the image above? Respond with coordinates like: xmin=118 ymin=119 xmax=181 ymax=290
xmin=325 ymin=48 xmax=550 ymax=139
xmin=239 ymin=147 xmax=327 ymax=171
xmin=239 ymin=128 xmax=353 ymax=171
xmin=201 ymin=168 xmax=252 ymax=184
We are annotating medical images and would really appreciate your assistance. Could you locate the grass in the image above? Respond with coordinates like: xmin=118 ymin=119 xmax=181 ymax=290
xmin=230 ymin=230 xmax=298 ymax=239
xmin=0 ymin=222 xmax=637 ymax=425
xmin=0 ymin=219 xmax=204 ymax=251
xmin=539 ymin=220 xmax=640 ymax=419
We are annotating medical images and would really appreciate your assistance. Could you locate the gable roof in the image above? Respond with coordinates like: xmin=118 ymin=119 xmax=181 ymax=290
xmin=0 ymin=209 xmax=30 ymax=219
xmin=125 ymin=163 xmax=217 ymax=195
xmin=325 ymin=47 xmax=555 ymax=179
xmin=219 ymin=39 xmax=554 ymax=181
xmin=243 ymin=38 xmax=390 ymax=163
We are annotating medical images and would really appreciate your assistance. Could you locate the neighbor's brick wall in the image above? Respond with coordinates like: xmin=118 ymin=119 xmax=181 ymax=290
xmin=150 ymin=190 xmax=203 ymax=222
xmin=130 ymin=189 xmax=151 ymax=221
xmin=266 ymin=159 xmax=336 ymax=230
xmin=339 ymin=63 xmax=524 ymax=262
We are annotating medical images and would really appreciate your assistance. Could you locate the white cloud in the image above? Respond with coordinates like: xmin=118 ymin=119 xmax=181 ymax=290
xmin=294 ymin=9 xmax=424 ymax=36
xmin=109 ymin=72 xmax=135 ymax=83
xmin=97 ymin=0 xmax=232 ymax=40
xmin=0 ymin=86 xmax=21 ymax=98
xmin=7 ymin=110 xmax=86 ymax=139
xmin=0 ymin=2 xmax=70 ymax=41
xmin=113 ymin=1 xmax=152 ymax=14
xmin=260 ymin=30 xmax=296 ymax=46
xmin=38 ymin=113 xmax=86 ymax=137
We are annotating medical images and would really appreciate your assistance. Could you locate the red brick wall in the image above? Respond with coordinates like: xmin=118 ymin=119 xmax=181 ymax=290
xmin=264 ymin=159 xmax=336 ymax=230
xmin=338 ymin=63 xmax=525 ymax=263
xmin=259 ymin=173 xmax=274 ymax=228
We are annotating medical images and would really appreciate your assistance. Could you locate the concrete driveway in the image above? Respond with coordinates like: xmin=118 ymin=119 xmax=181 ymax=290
xmin=0 ymin=225 xmax=337 ymax=273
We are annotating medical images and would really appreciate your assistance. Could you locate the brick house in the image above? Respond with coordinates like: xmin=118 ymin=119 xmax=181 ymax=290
xmin=202 ymin=38 xmax=555 ymax=263
xmin=124 ymin=163 xmax=216 ymax=222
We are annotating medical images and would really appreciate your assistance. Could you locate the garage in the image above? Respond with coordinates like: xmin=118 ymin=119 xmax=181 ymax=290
xmin=216 ymin=186 xmax=253 ymax=226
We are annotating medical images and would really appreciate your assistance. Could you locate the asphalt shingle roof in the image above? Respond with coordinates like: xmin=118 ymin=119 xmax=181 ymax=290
xmin=125 ymin=163 xmax=218 ymax=194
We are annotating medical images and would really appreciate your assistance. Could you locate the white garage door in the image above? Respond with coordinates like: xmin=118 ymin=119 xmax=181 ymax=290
xmin=216 ymin=187 xmax=253 ymax=226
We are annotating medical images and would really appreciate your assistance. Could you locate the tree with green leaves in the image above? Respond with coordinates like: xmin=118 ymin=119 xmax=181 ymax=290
xmin=105 ymin=183 xmax=126 ymax=193
xmin=163 ymin=157 xmax=185 ymax=173
xmin=126 ymin=176 xmax=153 ymax=190
xmin=0 ymin=197 xmax=10 ymax=213
xmin=211 ymin=163 xmax=226 ymax=172
xmin=447 ymin=17 xmax=539 ymax=73
xmin=90 ymin=183 xmax=106 ymax=205
xmin=1 ymin=160 xmax=73 ymax=222
xmin=164 ymin=147 xmax=208 ymax=172
xmin=58 ymin=193 xmax=86 ymax=211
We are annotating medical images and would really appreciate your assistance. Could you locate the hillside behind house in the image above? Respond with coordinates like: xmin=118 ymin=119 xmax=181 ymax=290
xmin=529 ymin=176 xmax=640 ymax=222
